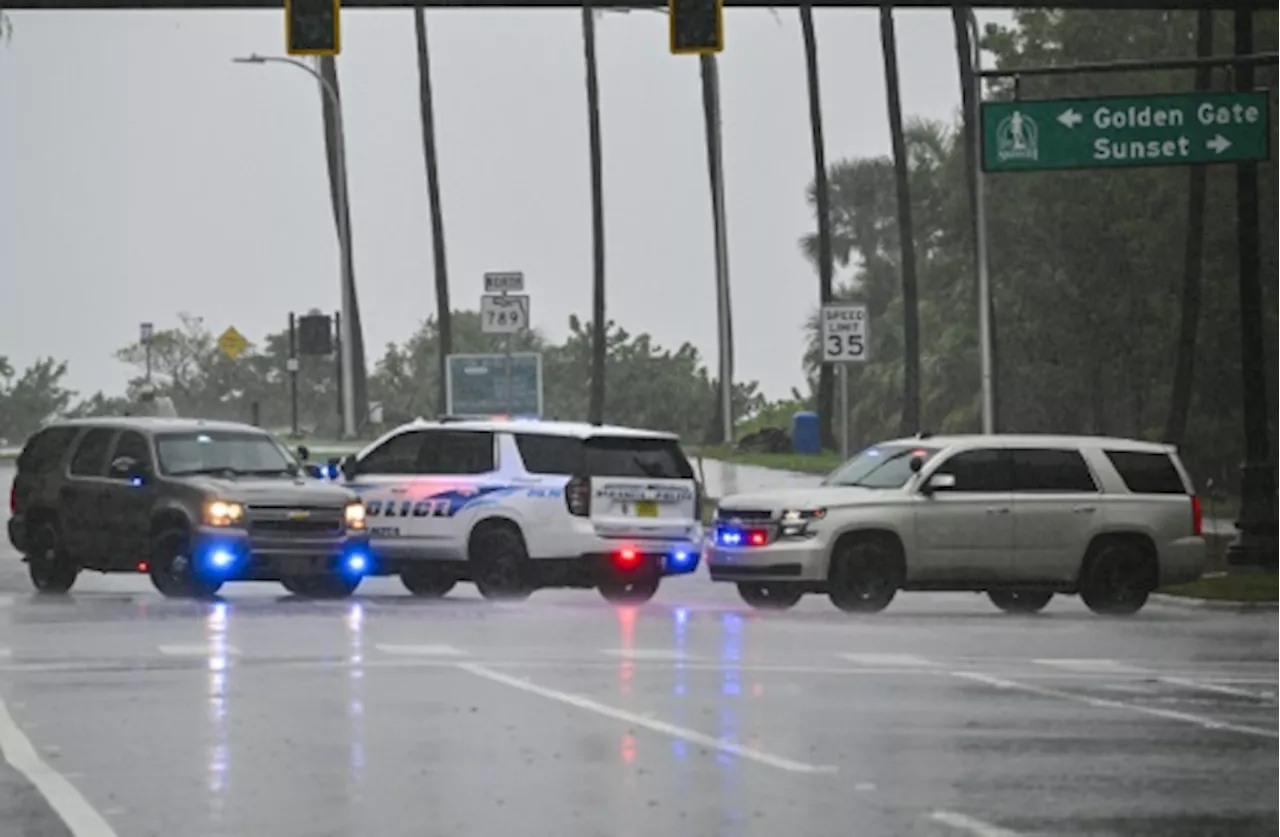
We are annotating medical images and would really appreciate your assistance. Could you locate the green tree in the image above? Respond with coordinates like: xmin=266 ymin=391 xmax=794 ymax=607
xmin=0 ymin=357 xmax=76 ymax=443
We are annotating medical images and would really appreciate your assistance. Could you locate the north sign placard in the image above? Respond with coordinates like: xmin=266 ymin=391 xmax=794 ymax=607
xmin=480 ymin=294 xmax=530 ymax=334
xmin=982 ymin=91 xmax=1271 ymax=173
xmin=821 ymin=303 xmax=869 ymax=363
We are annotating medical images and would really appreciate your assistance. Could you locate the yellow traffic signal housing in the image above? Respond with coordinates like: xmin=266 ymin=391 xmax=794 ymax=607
xmin=669 ymin=0 xmax=724 ymax=55
xmin=286 ymin=0 xmax=341 ymax=57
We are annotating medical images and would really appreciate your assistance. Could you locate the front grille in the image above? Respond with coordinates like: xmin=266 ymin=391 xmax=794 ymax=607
xmin=716 ymin=508 xmax=775 ymax=523
xmin=246 ymin=505 xmax=344 ymax=538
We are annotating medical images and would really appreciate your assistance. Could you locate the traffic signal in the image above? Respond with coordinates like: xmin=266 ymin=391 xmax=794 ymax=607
xmin=669 ymin=0 xmax=723 ymax=56
xmin=298 ymin=313 xmax=334 ymax=356
xmin=285 ymin=0 xmax=341 ymax=57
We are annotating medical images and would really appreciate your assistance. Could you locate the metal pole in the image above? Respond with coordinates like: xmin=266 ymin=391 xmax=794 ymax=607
xmin=967 ymin=11 xmax=995 ymax=435
xmin=839 ymin=363 xmax=849 ymax=460
xmin=504 ymin=333 xmax=513 ymax=415
xmin=334 ymin=310 xmax=344 ymax=428
xmin=288 ymin=312 xmax=300 ymax=438
xmin=145 ymin=343 xmax=152 ymax=385
xmin=702 ymin=54 xmax=734 ymax=446
xmin=232 ymin=54 xmax=357 ymax=439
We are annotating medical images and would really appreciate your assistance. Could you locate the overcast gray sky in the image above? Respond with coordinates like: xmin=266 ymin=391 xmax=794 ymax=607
xmin=1 ymin=7 xmax=1006 ymax=402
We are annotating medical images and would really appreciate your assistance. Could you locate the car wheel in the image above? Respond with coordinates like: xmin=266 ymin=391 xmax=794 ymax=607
xmin=470 ymin=524 xmax=533 ymax=602
xmin=1079 ymin=541 xmax=1152 ymax=616
xmin=599 ymin=574 xmax=659 ymax=605
xmin=827 ymin=534 xmax=901 ymax=614
xmin=988 ymin=589 xmax=1054 ymax=614
xmin=150 ymin=528 xmax=222 ymax=600
xmin=401 ymin=567 xmax=457 ymax=599
xmin=26 ymin=522 xmax=78 ymax=594
xmin=306 ymin=575 xmax=361 ymax=599
xmin=737 ymin=582 xmax=803 ymax=611
xmin=280 ymin=576 xmax=316 ymax=596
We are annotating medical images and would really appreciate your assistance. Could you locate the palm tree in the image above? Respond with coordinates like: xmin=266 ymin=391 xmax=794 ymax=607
xmin=699 ymin=53 xmax=734 ymax=445
xmin=878 ymin=5 xmax=921 ymax=435
xmin=799 ymin=2 xmax=835 ymax=449
xmin=413 ymin=2 xmax=454 ymax=416
xmin=581 ymin=0 xmax=607 ymax=425
xmin=316 ymin=55 xmax=369 ymax=430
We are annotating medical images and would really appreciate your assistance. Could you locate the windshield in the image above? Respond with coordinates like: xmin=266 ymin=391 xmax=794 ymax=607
xmin=156 ymin=431 xmax=296 ymax=477
xmin=822 ymin=443 xmax=941 ymax=489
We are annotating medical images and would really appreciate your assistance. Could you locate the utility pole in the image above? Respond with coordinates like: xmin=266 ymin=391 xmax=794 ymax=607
xmin=288 ymin=312 xmax=300 ymax=438
xmin=700 ymin=53 xmax=734 ymax=446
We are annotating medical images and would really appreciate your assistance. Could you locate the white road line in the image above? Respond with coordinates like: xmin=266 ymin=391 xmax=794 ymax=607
xmin=955 ymin=671 xmax=1278 ymax=739
xmin=1032 ymin=658 xmax=1147 ymax=674
xmin=157 ymin=644 xmax=241 ymax=657
xmin=1159 ymin=677 xmax=1278 ymax=702
xmin=375 ymin=644 xmax=467 ymax=657
xmin=930 ymin=810 xmax=1024 ymax=837
xmin=839 ymin=653 xmax=935 ymax=668
xmin=601 ymin=649 xmax=699 ymax=661
xmin=0 ymin=695 xmax=118 ymax=837
xmin=458 ymin=662 xmax=837 ymax=775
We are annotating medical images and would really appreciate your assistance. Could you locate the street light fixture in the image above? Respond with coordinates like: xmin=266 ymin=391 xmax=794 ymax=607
xmin=232 ymin=52 xmax=358 ymax=440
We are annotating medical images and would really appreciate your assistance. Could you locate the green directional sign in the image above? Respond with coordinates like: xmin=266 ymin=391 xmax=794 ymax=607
xmin=982 ymin=91 xmax=1272 ymax=173
xmin=445 ymin=353 xmax=543 ymax=418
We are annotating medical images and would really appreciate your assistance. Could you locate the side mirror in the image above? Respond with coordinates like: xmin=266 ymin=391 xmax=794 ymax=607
xmin=296 ymin=445 xmax=311 ymax=462
xmin=909 ymin=455 xmax=925 ymax=473
xmin=921 ymin=472 xmax=956 ymax=496
xmin=339 ymin=454 xmax=358 ymax=480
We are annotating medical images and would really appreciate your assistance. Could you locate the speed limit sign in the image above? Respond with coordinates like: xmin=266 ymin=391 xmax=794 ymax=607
xmin=821 ymin=303 xmax=869 ymax=362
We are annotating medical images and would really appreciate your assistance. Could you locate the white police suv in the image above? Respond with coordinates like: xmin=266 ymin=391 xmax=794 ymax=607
xmin=327 ymin=418 xmax=704 ymax=603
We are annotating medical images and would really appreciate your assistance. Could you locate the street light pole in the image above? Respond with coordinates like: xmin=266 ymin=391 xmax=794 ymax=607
xmin=966 ymin=10 xmax=995 ymax=435
xmin=233 ymin=53 xmax=358 ymax=440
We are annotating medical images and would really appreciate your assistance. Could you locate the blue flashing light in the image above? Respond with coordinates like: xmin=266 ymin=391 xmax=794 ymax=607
xmin=343 ymin=550 xmax=370 ymax=576
xmin=128 ymin=476 xmax=145 ymax=487
xmin=718 ymin=529 xmax=743 ymax=547
xmin=666 ymin=546 xmax=699 ymax=575
xmin=324 ymin=464 xmax=339 ymax=480
xmin=208 ymin=548 xmax=237 ymax=572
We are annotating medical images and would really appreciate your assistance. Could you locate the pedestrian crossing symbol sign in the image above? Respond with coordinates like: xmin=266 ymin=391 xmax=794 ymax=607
xmin=218 ymin=326 xmax=249 ymax=360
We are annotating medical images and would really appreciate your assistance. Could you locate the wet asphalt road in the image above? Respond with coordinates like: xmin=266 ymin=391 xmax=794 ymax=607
xmin=1 ymin=476 xmax=1277 ymax=837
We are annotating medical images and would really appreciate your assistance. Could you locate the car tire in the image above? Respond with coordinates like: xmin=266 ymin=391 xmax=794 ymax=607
xmin=1079 ymin=541 xmax=1152 ymax=616
xmin=150 ymin=528 xmax=223 ymax=600
xmin=598 ymin=574 xmax=660 ymax=605
xmin=827 ymin=534 xmax=901 ymax=614
xmin=401 ymin=567 xmax=457 ymax=599
xmin=306 ymin=575 xmax=361 ymax=599
xmin=26 ymin=521 xmax=78 ymax=594
xmin=988 ymin=589 xmax=1054 ymax=614
xmin=280 ymin=577 xmax=315 ymax=596
xmin=737 ymin=582 xmax=803 ymax=611
xmin=470 ymin=524 xmax=533 ymax=602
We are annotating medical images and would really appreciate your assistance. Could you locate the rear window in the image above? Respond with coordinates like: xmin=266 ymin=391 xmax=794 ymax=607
xmin=1104 ymin=450 xmax=1188 ymax=495
xmin=17 ymin=427 xmax=78 ymax=474
xmin=514 ymin=433 xmax=694 ymax=480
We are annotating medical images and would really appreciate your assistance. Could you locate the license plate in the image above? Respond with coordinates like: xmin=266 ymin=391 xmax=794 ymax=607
xmin=635 ymin=500 xmax=659 ymax=518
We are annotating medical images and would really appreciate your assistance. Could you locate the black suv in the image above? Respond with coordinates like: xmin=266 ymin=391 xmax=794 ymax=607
xmin=7 ymin=417 xmax=371 ymax=599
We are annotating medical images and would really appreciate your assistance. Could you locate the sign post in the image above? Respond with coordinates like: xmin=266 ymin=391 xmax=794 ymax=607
xmin=821 ymin=303 xmax=870 ymax=461
xmin=139 ymin=322 xmax=154 ymax=385
xmin=981 ymin=91 xmax=1271 ymax=173
xmin=481 ymin=271 xmax=530 ymax=416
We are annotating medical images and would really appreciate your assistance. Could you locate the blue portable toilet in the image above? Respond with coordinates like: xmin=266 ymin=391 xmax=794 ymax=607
xmin=792 ymin=411 xmax=821 ymax=455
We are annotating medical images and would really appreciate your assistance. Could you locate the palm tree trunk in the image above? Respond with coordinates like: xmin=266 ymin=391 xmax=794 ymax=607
xmin=413 ymin=3 xmax=454 ymax=417
xmin=1163 ymin=8 xmax=1213 ymax=446
xmin=316 ymin=56 xmax=369 ymax=430
xmin=879 ymin=5 xmax=921 ymax=436
xmin=799 ymin=2 xmax=836 ymax=450
xmin=581 ymin=0 xmax=607 ymax=425
xmin=700 ymin=53 xmax=735 ymax=446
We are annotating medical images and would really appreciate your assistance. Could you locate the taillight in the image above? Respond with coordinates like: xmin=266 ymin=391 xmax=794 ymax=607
xmin=1190 ymin=495 xmax=1203 ymax=536
xmin=613 ymin=547 xmax=641 ymax=568
xmin=565 ymin=475 xmax=591 ymax=517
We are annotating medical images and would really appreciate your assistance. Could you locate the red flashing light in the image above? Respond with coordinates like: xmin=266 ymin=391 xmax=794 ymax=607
xmin=1190 ymin=495 xmax=1203 ymax=537
xmin=615 ymin=547 xmax=640 ymax=567
xmin=748 ymin=530 xmax=767 ymax=546
xmin=137 ymin=561 xmax=149 ymax=573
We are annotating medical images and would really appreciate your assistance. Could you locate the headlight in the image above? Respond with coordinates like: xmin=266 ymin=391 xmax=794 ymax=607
xmin=779 ymin=507 xmax=825 ymax=538
xmin=204 ymin=500 xmax=244 ymax=527
xmin=344 ymin=502 xmax=366 ymax=530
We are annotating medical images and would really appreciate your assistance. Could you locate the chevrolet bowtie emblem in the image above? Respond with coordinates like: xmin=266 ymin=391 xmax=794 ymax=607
xmin=288 ymin=510 xmax=310 ymax=520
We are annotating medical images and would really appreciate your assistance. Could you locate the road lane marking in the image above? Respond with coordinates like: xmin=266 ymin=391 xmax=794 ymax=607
xmin=930 ymin=811 xmax=1024 ymax=837
xmin=375 ymin=644 xmax=467 ymax=657
xmin=1032 ymin=658 xmax=1147 ymax=674
xmin=839 ymin=653 xmax=935 ymax=667
xmin=158 ymin=644 xmax=241 ymax=657
xmin=0 ymin=695 xmax=118 ymax=837
xmin=954 ymin=671 xmax=1278 ymax=739
xmin=1159 ymin=677 xmax=1278 ymax=702
xmin=457 ymin=662 xmax=838 ymax=775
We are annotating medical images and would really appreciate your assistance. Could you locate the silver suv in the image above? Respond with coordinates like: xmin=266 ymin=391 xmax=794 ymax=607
xmin=705 ymin=434 xmax=1207 ymax=616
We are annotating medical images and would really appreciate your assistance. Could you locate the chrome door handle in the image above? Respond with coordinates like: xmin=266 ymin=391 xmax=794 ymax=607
xmin=1073 ymin=505 xmax=1096 ymax=514
xmin=985 ymin=506 xmax=1010 ymax=515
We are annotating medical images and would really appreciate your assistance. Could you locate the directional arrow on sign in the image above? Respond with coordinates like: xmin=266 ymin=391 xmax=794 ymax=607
xmin=1057 ymin=108 xmax=1083 ymax=129
xmin=1206 ymin=134 xmax=1232 ymax=154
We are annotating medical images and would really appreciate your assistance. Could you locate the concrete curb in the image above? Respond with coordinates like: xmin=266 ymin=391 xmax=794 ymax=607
xmin=1151 ymin=593 xmax=1278 ymax=612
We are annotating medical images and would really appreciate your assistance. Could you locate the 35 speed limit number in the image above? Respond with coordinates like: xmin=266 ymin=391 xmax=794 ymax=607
xmin=821 ymin=303 xmax=869 ymax=362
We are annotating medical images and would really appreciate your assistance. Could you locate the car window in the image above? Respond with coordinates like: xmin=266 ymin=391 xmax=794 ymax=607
xmin=421 ymin=431 xmax=495 ymax=475
xmin=931 ymin=448 xmax=1012 ymax=492
xmin=155 ymin=431 xmax=294 ymax=476
xmin=17 ymin=427 xmax=78 ymax=474
xmin=584 ymin=436 xmax=693 ymax=479
xmin=1103 ymin=449 xmax=1188 ymax=494
xmin=825 ymin=444 xmax=940 ymax=489
xmin=515 ymin=434 xmax=584 ymax=475
xmin=68 ymin=428 xmax=116 ymax=477
xmin=1009 ymin=448 xmax=1097 ymax=492
xmin=107 ymin=431 xmax=153 ymax=479
xmin=359 ymin=431 xmax=430 ymax=475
